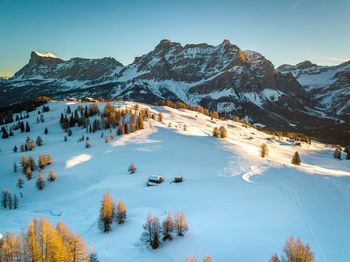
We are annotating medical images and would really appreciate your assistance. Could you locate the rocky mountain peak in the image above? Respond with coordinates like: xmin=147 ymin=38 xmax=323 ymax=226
xmin=154 ymin=39 xmax=182 ymax=52
xmin=29 ymin=50 xmax=63 ymax=66
xmin=295 ymin=60 xmax=317 ymax=69
xmin=222 ymin=39 xmax=231 ymax=45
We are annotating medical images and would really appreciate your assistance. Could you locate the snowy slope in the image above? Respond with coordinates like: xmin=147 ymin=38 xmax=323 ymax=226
xmin=0 ymin=101 xmax=349 ymax=262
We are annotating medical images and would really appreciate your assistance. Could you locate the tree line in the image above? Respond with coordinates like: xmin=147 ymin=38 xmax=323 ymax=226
xmin=0 ymin=216 xmax=98 ymax=262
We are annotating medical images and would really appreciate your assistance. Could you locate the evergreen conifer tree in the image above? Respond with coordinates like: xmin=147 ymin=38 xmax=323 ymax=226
xmin=17 ymin=173 xmax=24 ymax=189
xmin=281 ymin=235 xmax=314 ymax=262
xmin=219 ymin=126 xmax=227 ymax=138
xmin=128 ymin=163 xmax=136 ymax=174
xmin=1 ymin=127 xmax=9 ymax=138
xmin=203 ymin=255 xmax=212 ymax=262
xmin=174 ymin=210 xmax=188 ymax=236
xmin=29 ymin=154 xmax=35 ymax=170
xmin=25 ymin=122 xmax=30 ymax=132
xmin=21 ymin=154 xmax=28 ymax=171
xmin=137 ymin=114 xmax=144 ymax=129
xmin=130 ymin=121 xmax=136 ymax=133
xmin=1 ymin=189 xmax=8 ymax=208
xmin=46 ymin=153 xmax=53 ymax=165
xmin=117 ymin=122 xmax=124 ymax=135
xmin=124 ymin=123 xmax=129 ymax=134
xmin=212 ymin=127 xmax=219 ymax=137
xmin=88 ymin=246 xmax=99 ymax=262
xmin=98 ymin=191 xmax=115 ymax=233
xmin=151 ymin=216 xmax=160 ymax=249
xmin=13 ymin=194 xmax=18 ymax=209
xmin=157 ymin=112 xmax=163 ymax=122
xmin=260 ymin=143 xmax=269 ymax=158
xmin=291 ymin=151 xmax=301 ymax=165
xmin=269 ymin=254 xmax=280 ymax=262
xmin=36 ymin=136 xmax=43 ymax=146
xmin=26 ymin=166 xmax=32 ymax=180
xmin=7 ymin=192 xmax=12 ymax=209
xmin=161 ymin=211 xmax=174 ymax=241
xmin=116 ymin=200 xmax=127 ymax=224
xmin=141 ymin=211 xmax=160 ymax=249
xmin=36 ymin=172 xmax=45 ymax=190
xmin=38 ymin=154 xmax=46 ymax=168
xmin=48 ymin=169 xmax=56 ymax=182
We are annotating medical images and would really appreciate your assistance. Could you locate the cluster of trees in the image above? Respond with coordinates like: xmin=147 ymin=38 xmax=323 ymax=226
xmin=98 ymin=191 xmax=127 ymax=233
xmin=0 ymin=216 xmax=98 ymax=262
xmin=260 ymin=129 xmax=313 ymax=145
xmin=36 ymin=113 xmax=45 ymax=124
xmin=13 ymin=135 xmax=44 ymax=153
xmin=269 ymin=235 xmax=314 ymax=262
xmin=155 ymin=100 xmax=222 ymax=120
xmin=141 ymin=210 xmax=188 ymax=249
xmin=35 ymin=169 xmax=56 ymax=190
xmin=20 ymin=153 xmax=53 ymax=179
xmin=234 ymin=116 xmax=251 ymax=128
xmin=212 ymin=126 xmax=227 ymax=138
xmin=60 ymin=103 xmax=147 ymax=140
xmin=1 ymin=189 xmax=19 ymax=209
xmin=60 ymin=103 xmax=100 ymax=130
xmin=0 ymin=96 xmax=51 ymax=127
xmin=1 ymin=121 xmax=31 ymax=139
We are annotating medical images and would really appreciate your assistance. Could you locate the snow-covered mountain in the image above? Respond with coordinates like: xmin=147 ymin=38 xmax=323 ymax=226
xmin=0 ymin=40 xmax=347 ymax=128
xmin=277 ymin=60 xmax=350 ymax=117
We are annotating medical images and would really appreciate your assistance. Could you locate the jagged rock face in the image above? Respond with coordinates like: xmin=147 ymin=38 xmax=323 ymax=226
xmin=131 ymin=39 xmax=249 ymax=83
xmin=0 ymin=40 xmax=347 ymax=129
xmin=13 ymin=52 xmax=123 ymax=83
xmin=277 ymin=61 xmax=350 ymax=118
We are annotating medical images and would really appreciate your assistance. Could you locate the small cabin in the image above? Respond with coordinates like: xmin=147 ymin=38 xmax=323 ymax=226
xmin=148 ymin=175 xmax=163 ymax=184
xmin=174 ymin=176 xmax=183 ymax=183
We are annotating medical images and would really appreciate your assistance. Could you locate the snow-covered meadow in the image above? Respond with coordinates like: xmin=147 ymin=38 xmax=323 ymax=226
xmin=0 ymin=101 xmax=349 ymax=262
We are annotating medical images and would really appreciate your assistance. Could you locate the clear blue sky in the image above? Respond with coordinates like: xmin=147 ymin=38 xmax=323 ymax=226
xmin=1 ymin=0 xmax=349 ymax=77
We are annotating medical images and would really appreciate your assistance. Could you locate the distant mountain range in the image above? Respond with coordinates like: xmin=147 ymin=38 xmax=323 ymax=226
xmin=1 ymin=40 xmax=349 ymax=129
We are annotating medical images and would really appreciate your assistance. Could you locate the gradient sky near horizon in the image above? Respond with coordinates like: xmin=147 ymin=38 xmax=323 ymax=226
xmin=0 ymin=0 xmax=349 ymax=77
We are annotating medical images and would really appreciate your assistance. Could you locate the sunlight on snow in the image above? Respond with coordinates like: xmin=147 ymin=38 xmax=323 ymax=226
xmin=65 ymin=154 xmax=92 ymax=168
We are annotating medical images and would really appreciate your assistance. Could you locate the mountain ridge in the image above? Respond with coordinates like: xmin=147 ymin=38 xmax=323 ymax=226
xmin=1 ymin=39 xmax=348 ymax=129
